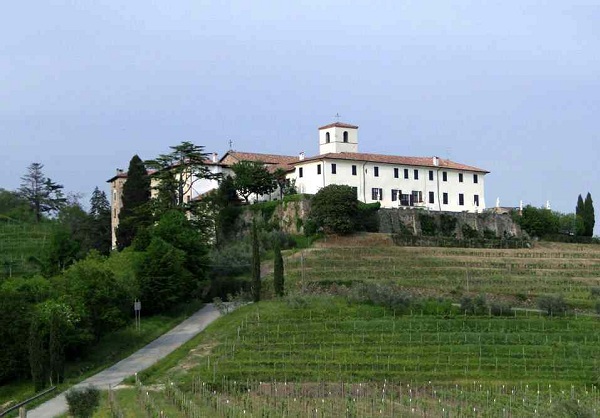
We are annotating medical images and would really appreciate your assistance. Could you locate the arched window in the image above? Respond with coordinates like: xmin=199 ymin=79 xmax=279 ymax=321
xmin=343 ymin=131 xmax=348 ymax=143
xmin=326 ymin=132 xmax=330 ymax=143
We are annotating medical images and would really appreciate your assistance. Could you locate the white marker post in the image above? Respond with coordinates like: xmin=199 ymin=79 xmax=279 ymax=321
xmin=134 ymin=299 xmax=141 ymax=332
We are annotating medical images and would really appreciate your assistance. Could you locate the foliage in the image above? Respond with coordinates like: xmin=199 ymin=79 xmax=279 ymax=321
xmin=44 ymin=224 xmax=81 ymax=276
xmin=583 ymin=192 xmax=595 ymax=237
xmin=210 ymin=241 xmax=252 ymax=278
xmin=309 ymin=185 xmax=359 ymax=235
xmin=231 ymin=160 xmax=276 ymax=203
xmin=251 ymin=220 xmax=261 ymax=302
xmin=273 ymin=240 xmax=284 ymax=297
xmin=461 ymin=224 xmax=480 ymax=239
xmin=419 ymin=213 xmax=437 ymax=236
xmin=0 ymin=288 xmax=32 ymax=384
xmin=116 ymin=155 xmax=151 ymax=250
xmin=145 ymin=141 xmax=218 ymax=214
xmin=63 ymin=255 xmax=131 ymax=339
xmin=65 ymin=386 xmax=100 ymax=418
xmin=18 ymin=162 xmax=66 ymax=222
xmin=356 ymin=201 xmax=380 ymax=232
xmin=517 ymin=205 xmax=564 ymax=238
xmin=0 ymin=188 xmax=35 ymax=222
xmin=537 ymin=294 xmax=568 ymax=316
xmin=88 ymin=187 xmax=111 ymax=254
xmin=206 ymin=175 xmax=243 ymax=245
xmin=460 ymin=294 xmax=488 ymax=315
xmin=439 ymin=214 xmax=457 ymax=236
xmin=137 ymin=237 xmax=192 ymax=314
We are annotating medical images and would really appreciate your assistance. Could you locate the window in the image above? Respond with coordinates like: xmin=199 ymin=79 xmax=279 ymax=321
xmin=412 ymin=191 xmax=423 ymax=203
xmin=299 ymin=167 xmax=303 ymax=178
xmin=404 ymin=168 xmax=409 ymax=179
xmin=459 ymin=193 xmax=464 ymax=206
xmin=331 ymin=163 xmax=336 ymax=174
xmin=428 ymin=191 xmax=435 ymax=204
xmin=474 ymin=194 xmax=479 ymax=206
xmin=414 ymin=169 xmax=419 ymax=180
xmin=391 ymin=189 xmax=398 ymax=201
xmin=442 ymin=172 xmax=448 ymax=182
xmin=113 ymin=208 xmax=117 ymax=219
xmin=352 ymin=165 xmax=357 ymax=175
xmin=443 ymin=193 xmax=448 ymax=205
xmin=325 ymin=132 xmax=330 ymax=143
xmin=474 ymin=174 xmax=479 ymax=184
xmin=459 ymin=173 xmax=464 ymax=183
xmin=351 ymin=186 xmax=358 ymax=197
xmin=371 ymin=188 xmax=383 ymax=201
xmin=317 ymin=164 xmax=321 ymax=175
xmin=374 ymin=166 xmax=379 ymax=177
xmin=394 ymin=168 xmax=399 ymax=178
xmin=428 ymin=170 xmax=434 ymax=181
xmin=343 ymin=131 xmax=348 ymax=142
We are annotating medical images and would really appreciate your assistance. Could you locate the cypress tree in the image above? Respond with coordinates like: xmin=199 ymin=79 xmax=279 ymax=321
xmin=584 ymin=192 xmax=595 ymax=237
xmin=251 ymin=220 xmax=261 ymax=302
xmin=273 ymin=239 xmax=284 ymax=297
xmin=575 ymin=194 xmax=585 ymax=236
xmin=116 ymin=155 xmax=151 ymax=250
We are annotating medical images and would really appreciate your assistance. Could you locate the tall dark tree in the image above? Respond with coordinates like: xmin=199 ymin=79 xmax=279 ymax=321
xmin=88 ymin=187 xmax=111 ymax=254
xmin=18 ymin=163 xmax=66 ymax=222
xmin=273 ymin=239 xmax=284 ymax=297
xmin=231 ymin=161 xmax=276 ymax=203
xmin=575 ymin=194 xmax=585 ymax=236
xmin=251 ymin=220 xmax=261 ymax=302
xmin=584 ymin=192 xmax=595 ymax=237
xmin=116 ymin=155 xmax=151 ymax=250
xmin=145 ymin=142 xmax=218 ymax=213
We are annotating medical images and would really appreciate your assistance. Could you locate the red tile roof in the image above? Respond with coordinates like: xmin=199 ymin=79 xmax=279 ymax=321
xmin=318 ymin=122 xmax=359 ymax=130
xmin=220 ymin=151 xmax=298 ymax=166
xmin=293 ymin=152 xmax=489 ymax=173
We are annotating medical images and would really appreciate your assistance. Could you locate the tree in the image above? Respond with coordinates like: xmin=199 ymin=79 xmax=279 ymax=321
xmin=116 ymin=155 xmax=151 ymax=250
xmin=576 ymin=194 xmax=586 ymax=236
xmin=251 ymin=220 xmax=261 ymax=302
xmin=309 ymin=185 xmax=359 ymax=235
xmin=273 ymin=239 xmax=284 ymax=297
xmin=145 ymin=142 xmax=218 ymax=212
xmin=18 ymin=163 xmax=66 ymax=222
xmin=231 ymin=161 xmax=276 ymax=203
xmin=584 ymin=192 xmax=595 ymax=237
xmin=88 ymin=187 xmax=111 ymax=254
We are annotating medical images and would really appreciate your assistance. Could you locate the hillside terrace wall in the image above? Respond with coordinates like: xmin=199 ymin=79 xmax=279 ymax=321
xmin=378 ymin=208 xmax=522 ymax=238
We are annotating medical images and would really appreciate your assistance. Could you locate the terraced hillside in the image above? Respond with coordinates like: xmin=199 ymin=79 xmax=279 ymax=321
xmin=285 ymin=235 xmax=600 ymax=310
xmin=0 ymin=220 xmax=52 ymax=277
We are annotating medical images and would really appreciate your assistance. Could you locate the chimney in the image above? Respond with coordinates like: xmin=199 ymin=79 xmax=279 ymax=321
xmin=212 ymin=152 xmax=218 ymax=163
xmin=116 ymin=168 xmax=124 ymax=175
xmin=432 ymin=156 xmax=439 ymax=166
xmin=299 ymin=151 xmax=305 ymax=161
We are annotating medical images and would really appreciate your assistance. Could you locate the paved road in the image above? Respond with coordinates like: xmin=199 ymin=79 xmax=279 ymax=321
xmin=27 ymin=304 xmax=221 ymax=418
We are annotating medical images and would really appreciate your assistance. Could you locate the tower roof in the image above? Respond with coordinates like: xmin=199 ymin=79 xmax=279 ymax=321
xmin=318 ymin=122 xmax=359 ymax=130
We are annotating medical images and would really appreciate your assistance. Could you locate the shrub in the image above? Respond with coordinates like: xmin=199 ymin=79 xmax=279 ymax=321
xmin=309 ymin=185 xmax=359 ymax=235
xmin=490 ymin=302 xmax=513 ymax=316
xmin=419 ymin=214 xmax=437 ymax=236
xmin=460 ymin=294 xmax=488 ymax=315
xmin=590 ymin=287 xmax=600 ymax=298
xmin=65 ymin=386 xmax=100 ymax=418
xmin=356 ymin=202 xmax=380 ymax=232
xmin=461 ymin=224 xmax=480 ymax=239
xmin=537 ymin=294 xmax=568 ymax=316
xmin=210 ymin=242 xmax=252 ymax=278
xmin=439 ymin=214 xmax=457 ymax=237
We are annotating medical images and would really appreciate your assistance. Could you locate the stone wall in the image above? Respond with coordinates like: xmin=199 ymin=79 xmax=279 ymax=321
xmin=378 ymin=209 xmax=522 ymax=238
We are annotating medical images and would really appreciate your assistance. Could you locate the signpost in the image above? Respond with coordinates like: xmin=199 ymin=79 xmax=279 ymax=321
xmin=134 ymin=300 xmax=141 ymax=332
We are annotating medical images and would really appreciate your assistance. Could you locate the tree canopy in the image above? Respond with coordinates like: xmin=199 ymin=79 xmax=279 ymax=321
xmin=18 ymin=163 xmax=66 ymax=222
xmin=231 ymin=161 xmax=276 ymax=203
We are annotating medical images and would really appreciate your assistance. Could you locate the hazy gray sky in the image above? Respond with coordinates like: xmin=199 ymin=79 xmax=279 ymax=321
xmin=2 ymin=1 xmax=599 ymax=217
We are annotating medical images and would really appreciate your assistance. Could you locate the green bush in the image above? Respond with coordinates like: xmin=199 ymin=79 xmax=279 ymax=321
xmin=461 ymin=224 xmax=480 ymax=239
xmin=309 ymin=185 xmax=359 ymax=235
xmin=439 ymin=214 xmax=457 ymax=237
xmin=537 ymin=294 xmax=568 ymax=316
xmin=419 ymin=214 xmax=437 ymax=236
xmin=210 ymin=242 xmax=252 ymax=278
xmin=460 ymin=294 xmax=488 ymax=315
xmin=65 ymin=386 xmax=100 ymax=418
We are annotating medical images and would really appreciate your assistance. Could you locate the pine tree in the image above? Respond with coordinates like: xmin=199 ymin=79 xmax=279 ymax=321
xmin=18 ymin=162 xmax=66 ymax=222
xmin=116 ymin=155 xmax=151 ymax=250
xmin=251 ymin=220 xmax=261 ymax=302
xmin=584 ymin=192 xmax=595 ymax=237
xmin=273 ymin=239 xmax=284 ymax=297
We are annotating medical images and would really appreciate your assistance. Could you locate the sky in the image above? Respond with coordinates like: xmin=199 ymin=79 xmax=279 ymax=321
xmin=2 ymin=1 xmax=599 ymax=220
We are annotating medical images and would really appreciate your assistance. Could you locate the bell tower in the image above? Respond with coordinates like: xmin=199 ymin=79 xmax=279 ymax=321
xmin=318 ymin=122 xmax=358 ymax=155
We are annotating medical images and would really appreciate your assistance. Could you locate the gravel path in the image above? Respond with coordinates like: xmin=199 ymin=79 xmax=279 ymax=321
xmin=27 ymin=304 xmax=221 ymax=418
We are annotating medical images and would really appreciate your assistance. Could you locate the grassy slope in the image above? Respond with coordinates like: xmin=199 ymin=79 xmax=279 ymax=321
xmin=0 ymin=221 xmax=53 ymax=277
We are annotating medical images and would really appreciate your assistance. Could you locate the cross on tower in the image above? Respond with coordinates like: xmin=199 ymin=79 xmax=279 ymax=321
xmin=228 ymin=139 xmax=233 ymax=150
xmin=334 ymin=113 xmax=342 ymax=121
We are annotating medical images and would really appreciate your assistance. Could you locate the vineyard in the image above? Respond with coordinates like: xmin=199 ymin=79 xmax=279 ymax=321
xmin=283 ymin=236 xmax=600 ymax=310
xmin=0 ymin=220 xmax=52 ymax=277
xmin=92 ymin=236 xmax=600 ymax=416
